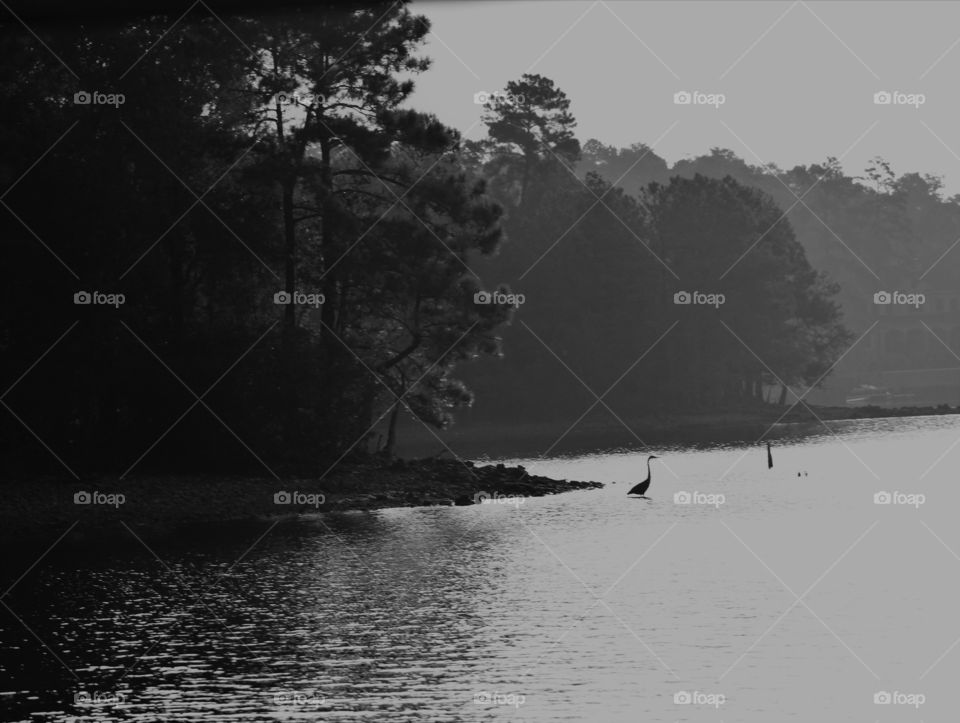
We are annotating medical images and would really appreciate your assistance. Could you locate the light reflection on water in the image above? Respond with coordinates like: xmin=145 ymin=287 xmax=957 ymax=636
xmin=3 ymin=415 xmax=960 ymax=721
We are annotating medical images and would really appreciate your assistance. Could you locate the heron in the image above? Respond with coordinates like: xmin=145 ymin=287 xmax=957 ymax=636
xmin=767 ymin=441 xmax=773 ymax=470
xmin=627 ymin=455 xmax=660 ymax=497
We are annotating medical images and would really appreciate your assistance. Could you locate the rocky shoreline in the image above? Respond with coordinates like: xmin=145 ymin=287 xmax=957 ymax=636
xmin=0 ymin=458 xmax=604 ymax=543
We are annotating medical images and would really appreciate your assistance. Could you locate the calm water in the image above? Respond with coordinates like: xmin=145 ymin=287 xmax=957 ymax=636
xmin=4 ymin=415 xmax=960 ymax=721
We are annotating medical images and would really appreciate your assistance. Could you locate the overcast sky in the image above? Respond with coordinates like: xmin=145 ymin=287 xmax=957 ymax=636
xmin=407 ymin=1 xmax=960 ymax=194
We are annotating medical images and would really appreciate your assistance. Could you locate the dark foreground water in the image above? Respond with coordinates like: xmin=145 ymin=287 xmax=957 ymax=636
xmin=3 ymin=415 xmax=960 ymax=721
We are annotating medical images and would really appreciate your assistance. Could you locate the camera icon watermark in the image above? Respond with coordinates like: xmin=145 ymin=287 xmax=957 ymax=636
xmin=74 ymin=290 xmax=125 ymax=308
xmin=473 ymin=90 xmax=525 ymax=106
xmin=273 ymin=290 xmax=325 ymax=307
xmin=674 ymin=690 xmax=725 ymax=708
xmin=272 ymin=690 xmax=325 ymax=708
xmin=874 ymin=690 xmax=925 ymax=708
xmin=73 ymin=491 xmax=125 ymax=508
xmin=473 ymin=691 xmax=525 ymax=708
xmin=873 ymin=90 xmax=925 ymax=108
xmin=673 ymin=290 xmax=725 ymax=308
xmin=74 ymin=90 xmax=125 ymax=107
xmin=674 ymin=490 xmax=725 ymax=508
xmin=74 ymin=690 xmax=125 ymax=706
xmin=273 ymin=91 xmax=322 ymax=106
xmin=873 ymin=490 xmax=925 ymax=509
xmin=274 ymin=490 xmax=325 ymax=508
xmin=873 ymin=290 xmax=924 ymax=308
xmin=673 ymin=90 xmax=725 ymax=108
xmin=474 ymin=290 xmax=525 ymax=306
xmin=473 ymin=490 xmax=525 ymax=507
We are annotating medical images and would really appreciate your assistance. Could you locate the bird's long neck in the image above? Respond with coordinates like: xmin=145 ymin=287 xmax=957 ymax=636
xmin=646 ymin=458 xmax=653 ymax=480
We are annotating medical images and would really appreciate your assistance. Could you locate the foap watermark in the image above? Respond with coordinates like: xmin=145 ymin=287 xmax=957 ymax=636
xmin=274 ymin=91 xmax=323 ymax=106
xmin=674 ymin=690 xmax=726 ymax=708
xmin=74 ymin=690 xmax=126 ymax=706
xmin=673 ymin=90 xmax=725 ymax=108
xmin=874 ymin=690 xmax=925 ymax=708
xmin=473 ymin=90 xmax=525 ymax=106
xmin=474 ymin=491 xmax=526 ymax=507
xmin=874 ymin=290 xmax=924 ymax=308
xmin=273 ymin=691 xmax=325 ymax=709
xmin=274 ymin=290 xmax=325 ymax=308
xmin=74 ymin=90 xmax=125 ymax=107
xmin=74 ymin=290 xmax=125 ymax=308
xmin=474 ymin=290 xmax=525 ymax=306
xmin=473 ymin=691 xmax=525 ymax=708
xmin=674 ymin=490 xmax=725 ymax=508
xmin=874 ymin=490 xmax=925 ymax=509
xmin=873 ymin=91 xmax=925 ymax=108
xmin=674 ymin=290 xmax=725 ymax=308
xmin=274 ymin=490 xmax=325 ymax=508
xmin=74 ymin=491 xmax=125 ymax=508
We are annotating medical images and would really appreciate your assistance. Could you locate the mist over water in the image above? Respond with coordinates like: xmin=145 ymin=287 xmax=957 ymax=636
xmin=3 ymin=415 xmax=958 ymax=721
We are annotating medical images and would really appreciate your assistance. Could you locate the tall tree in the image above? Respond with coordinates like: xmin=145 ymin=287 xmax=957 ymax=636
xmin=480 ymin=73 xmax=580 ymax=207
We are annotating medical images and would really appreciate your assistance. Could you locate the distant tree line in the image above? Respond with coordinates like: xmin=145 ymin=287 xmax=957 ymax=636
xmin=577 ymin=145 xmax=960 ymax=377
xmin=459 ymin=75 xmax=850 ymax=422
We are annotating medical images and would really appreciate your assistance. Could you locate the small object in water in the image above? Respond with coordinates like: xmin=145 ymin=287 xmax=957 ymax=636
xmin=767 ymin=441 xmax=773 ymax=470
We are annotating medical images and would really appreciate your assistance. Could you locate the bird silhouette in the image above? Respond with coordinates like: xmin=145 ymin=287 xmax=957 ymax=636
xmin=767 ymin=441 xmax=773 ymax=470
xmin=627 ymin=455 xmax=659 ymax=497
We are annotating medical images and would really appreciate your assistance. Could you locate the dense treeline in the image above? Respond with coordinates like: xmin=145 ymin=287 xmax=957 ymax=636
xmin=578 ymin=145 xmax=960 ymax=377
xmin=1 ymin=3 xmax=509 ymax=475
xmin=460 ymin=76 xmax=849 ymax=422
xmin=1 ymin=4 xmax=851 ymax=475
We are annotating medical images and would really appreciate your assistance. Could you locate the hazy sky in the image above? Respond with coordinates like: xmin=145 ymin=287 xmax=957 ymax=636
xmin=407 ymin=1 xmax=960 ymax=194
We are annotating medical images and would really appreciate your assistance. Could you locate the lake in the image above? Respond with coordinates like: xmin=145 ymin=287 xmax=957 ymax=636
xmin=3 ymin=414 xmax=960 ymax=721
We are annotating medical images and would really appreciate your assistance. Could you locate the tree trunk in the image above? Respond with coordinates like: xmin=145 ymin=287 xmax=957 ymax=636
xmin=384 ymin=401 xmax=401 ymax=458
xmin=280 ymin=178 xmax=298 ymax=443
xmin=281 ymin=179 xmax=297 ymax=343
xmin=274 ymin=86 xmax=297 ymax=353
xmin=168 ymin=234 xmax=184 ymax=358
xmin=519 ymin=151 xmax=534 ymax=208
xmin=319 ymin=138 xmax=338 ymax=341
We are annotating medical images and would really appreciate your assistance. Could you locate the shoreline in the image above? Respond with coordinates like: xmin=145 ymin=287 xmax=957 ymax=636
xmin=0 ymin=458 xmax=603 ymax=544
xmin=4 ymin=405 xmax=957 ymax=544
xmin=395 ymin=404 xmax=960 ymax=458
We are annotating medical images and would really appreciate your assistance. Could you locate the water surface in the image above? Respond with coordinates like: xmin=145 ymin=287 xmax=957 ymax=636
xmin=3 ymin=415 xmax=960 ymax=721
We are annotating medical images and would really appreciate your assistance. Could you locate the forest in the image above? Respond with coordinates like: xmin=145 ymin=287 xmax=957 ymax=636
xmin=4 ymin=1 xmax=956 ymax=475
